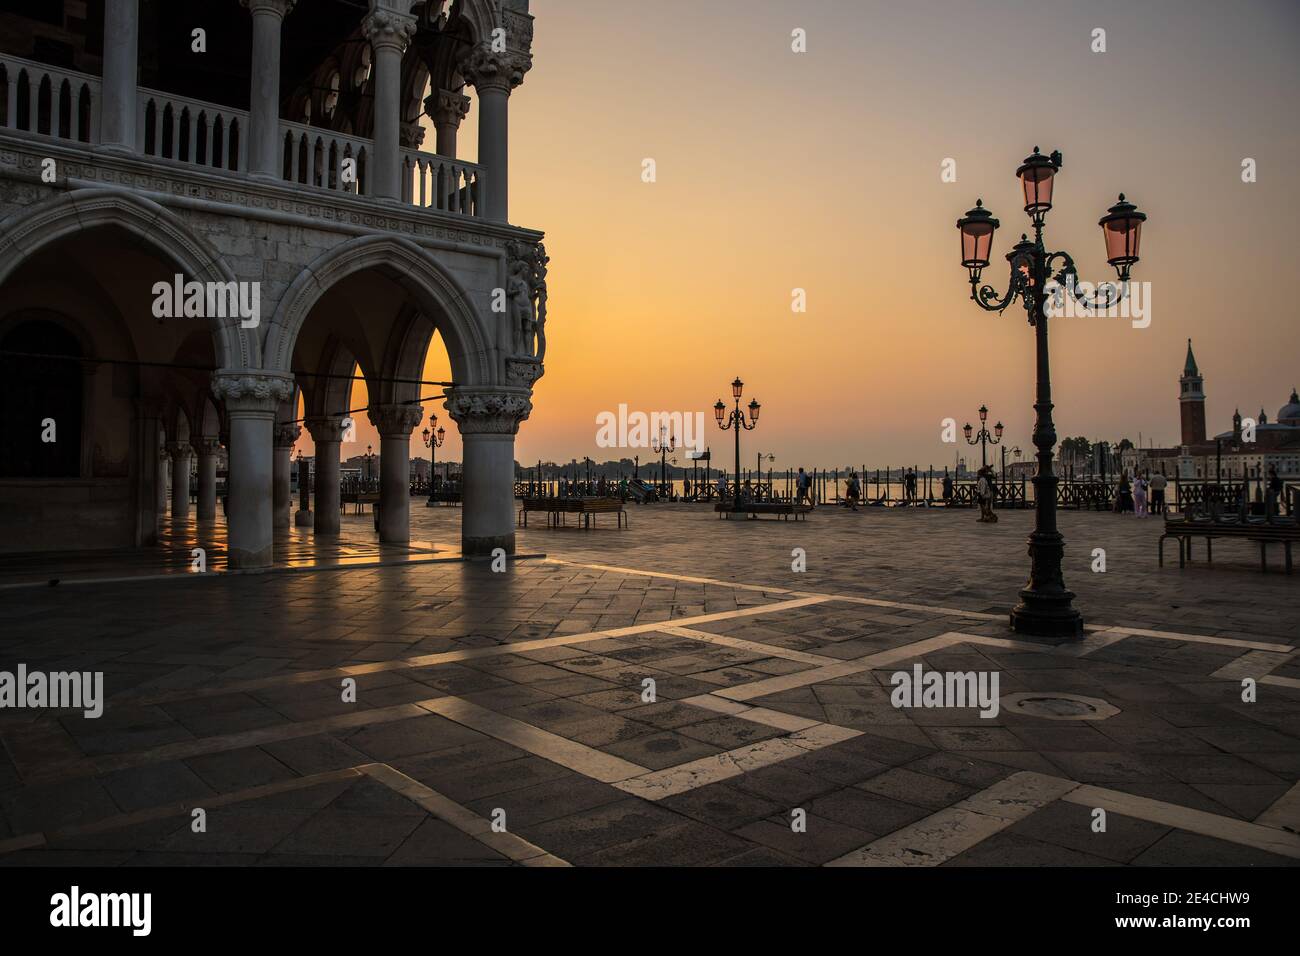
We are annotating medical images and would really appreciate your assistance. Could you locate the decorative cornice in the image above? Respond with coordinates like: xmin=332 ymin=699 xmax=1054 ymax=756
xmin=426 ymin=89 xmax=471 ymax=129
xmin=304 ymin=417 xmax=348 ymax=443
xmin=458 ymin=43 xmax=532 ymax=94
xmin=211 ymin=371 xmax=293 ymax=414
xmin=368 ymin=403 xmax=425 ymax=437
xmin=362 ymin=8 xmax=417 ymax=54
xmin=0 ymin=139 xmax=544 ymax=249
xmin=445 ymin=389 xmax=532 ymax=435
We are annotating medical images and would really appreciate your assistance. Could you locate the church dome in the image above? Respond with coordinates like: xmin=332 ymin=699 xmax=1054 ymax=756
xmin=1279 ymin=388 xmax=1300 ymax=424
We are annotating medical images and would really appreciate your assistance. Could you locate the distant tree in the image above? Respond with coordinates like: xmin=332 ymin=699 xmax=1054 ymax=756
xmin=1117 ymin=438 xmax=1134 ymax=452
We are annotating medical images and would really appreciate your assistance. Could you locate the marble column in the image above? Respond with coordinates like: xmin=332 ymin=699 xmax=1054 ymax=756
xmin=156 ymin=444 xmax=169 ymax=525
xmin=167 ymin=441 xmax=192 ymax=519
xmin=272 ymin=423 xmax=300 ymax=527
xmin=100 ymin=0 xmax=139 ymax=152
xmin=193 ymin=437 xmax=221 ymax=520
xmin=213 ymin=371 xmax=293 ymax=569
xmin=446 ymin=389 xmax=532 ymax=556
xmin=134 ymin=400 xmax=163 ymax=546
xmin=362 ymin=2 xmax=416 ymax=201
xmin=368 ymin=404 xmax=423 ymax=544
xmin=305 ymin=417 xmax=346 ymax=535
xmin=241 ymin=0 xmax=296 ymax=178
xmin=459 ymin=45 xmax=531 ymax=222
xmin=426 ymin=89 xmax=470 ymax=158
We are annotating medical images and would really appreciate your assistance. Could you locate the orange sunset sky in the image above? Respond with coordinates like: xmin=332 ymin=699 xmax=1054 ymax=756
xmin=300 ymin=0 xmax=1300 ymax=472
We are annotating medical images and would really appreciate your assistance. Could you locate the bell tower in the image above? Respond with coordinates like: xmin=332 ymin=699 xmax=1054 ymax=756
xmin=1179 ymin=338 xmax=1206 ymax=446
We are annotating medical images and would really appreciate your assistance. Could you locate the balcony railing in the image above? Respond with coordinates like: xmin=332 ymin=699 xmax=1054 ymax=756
xmin=0 ymin=53 xmax=100 ymax=143
xmin=138 ymin=88 xmax=248 ymax=171
xmin=0 ymin=55 xmax=488 ymax=220
xmin=280 ymin=119 xmax=371 ymax=196
xmin=401 ymin=148 xmax=485 ymax=218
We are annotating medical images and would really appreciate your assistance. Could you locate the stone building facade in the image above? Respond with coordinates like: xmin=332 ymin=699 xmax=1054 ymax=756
xmin=0 ymin=0 xmax=546 ymax=565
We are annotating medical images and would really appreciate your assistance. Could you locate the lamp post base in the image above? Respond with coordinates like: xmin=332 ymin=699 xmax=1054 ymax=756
xmin=1010 ymin=596 xmax=1083 ymax=642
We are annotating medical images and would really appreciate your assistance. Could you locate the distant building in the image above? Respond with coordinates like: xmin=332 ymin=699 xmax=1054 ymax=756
xmin=1126 ymin=340 xmax=1300 ymax=479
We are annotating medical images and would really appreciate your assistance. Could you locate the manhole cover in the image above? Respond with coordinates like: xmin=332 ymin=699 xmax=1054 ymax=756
xmin=1000 ymin=692 xmax=1119 ymax=721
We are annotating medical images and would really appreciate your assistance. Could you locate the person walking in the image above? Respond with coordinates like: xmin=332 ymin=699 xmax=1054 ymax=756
xmin=1149 ymin=470 xmax=1167 ymax=515
xmin=1134 ymin=472 xmax=1149 ymax=517
xmin=683 ymin=476 xmax=692 ymax=500
xmin=941 ymin=472 xmax=953 ymax=506
xmin=1114 ymin=470 xmax=1134 ymax=514
xmin=1266 ymin=465 xmax=1282 ymax=519
xmin=904 ymin=468 xmax=917 ymax=504
xmin=795 ymin=467 xmax=812 ymax=508
xmin=845 ymin=472 xmax=860 ymax=511
xmin=976 ymin=466 xmax=997 ymax=522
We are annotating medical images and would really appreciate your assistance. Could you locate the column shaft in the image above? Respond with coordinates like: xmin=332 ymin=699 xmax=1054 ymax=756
xmin=100 ymin=0 xmax=139 ymax=151
xmin=195 ymin=448 xmax=219 ymax=520
xmin=461 ymin=432 xmax=516 ymax=555
xmin=378 ymin=434 xmax=410 ymax=543
xmin=226 ymin=412 xmax=275 ymax=567
xmin=314 ymin=441 xmax=341 ymax=535
xmin=371 ymin=44 xmax=403 ymax=199
xmin=478 ymin=88 xmax=509 ymax=221
xmin=169 ymin=445 xmax=192 ymax=519
xmin=244 ymin=1 xmax=293 ymax=177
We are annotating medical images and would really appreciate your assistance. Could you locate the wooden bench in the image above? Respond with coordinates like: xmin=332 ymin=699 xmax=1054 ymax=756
xmin=715 ymin=501 xmax=812 ymax=521
xmin=518 ymin=497 xmax=627 ymax=529
xmin=1159 ymin=513 xmax=1297 ymax=573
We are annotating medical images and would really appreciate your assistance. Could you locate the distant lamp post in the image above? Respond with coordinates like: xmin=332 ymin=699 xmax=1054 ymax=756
xmin=963 ymin=405 xmax=1003 ymax=471
xmin=757 ymin=452 xmax=775 ymax=499
xmin=295 ymin=446 xmax=310 ymax=521
xmin=363 ymin=444 xmax=376 ymax=485
xmin=421 ymin=414 xmax=445 ymax=506
xmin=652 ymin=426 xmax=675 ymax=497
xmin=956 ymin=147 xmax=1147 ymax=640
xmin=715 ymin=377 xmax=760 ymax=513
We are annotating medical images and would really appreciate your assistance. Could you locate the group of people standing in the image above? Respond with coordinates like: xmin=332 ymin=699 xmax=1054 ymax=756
xmin=1113 ymin=470 xmax=1168 ymax=517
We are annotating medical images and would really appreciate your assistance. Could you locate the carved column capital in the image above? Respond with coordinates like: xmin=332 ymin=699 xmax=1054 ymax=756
xmin=445 ymin=389 xmax=532 ymax=436
xmin=458 ymin=43 xmax=532 ymax=95
xmin=362 ymin=4 xmax=417 ymax=54
xmin=273 ymin=423 xmax=302 ymax=448
xmin=399 ymin=123 xmax=426 ymax=149
xmin=166 ymin=441 xmax=193 ymax=462
xmin=241 ymin=0 xmax=296 ymax=18
xmin=304 ymin=417 xmax=348 ymax=443
xmin=192 ymin=436 xmax=223 ymax=457
xmin=368 ymin=403 xmax=425 ymax=438
xmin=211 ymin=370 xmax=294 ymax=416
xmin=426 ymin=89 xmax=471 ymax=128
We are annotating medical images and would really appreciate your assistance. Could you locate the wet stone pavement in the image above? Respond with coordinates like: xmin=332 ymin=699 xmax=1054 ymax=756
xmin=0 ymin=501 xmax=1296 ymax=866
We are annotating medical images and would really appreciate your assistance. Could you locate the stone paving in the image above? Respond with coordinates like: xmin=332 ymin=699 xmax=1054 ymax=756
xmin=0 ymin=502 xmax=1296 ymax=866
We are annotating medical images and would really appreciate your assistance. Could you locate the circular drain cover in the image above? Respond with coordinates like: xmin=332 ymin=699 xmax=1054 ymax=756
xmin=1001 ymin=692 xmax=1119 ymax=721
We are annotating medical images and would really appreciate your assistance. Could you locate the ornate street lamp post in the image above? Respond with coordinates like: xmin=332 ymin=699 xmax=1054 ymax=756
xmin=956 ymin=147 xmax=1146 ymax=640
xmin=421 ymin=414 xmax=445 ymax=506
xmin=652 ymin=425 xmax=675 ymax=498
xmin=715 ymin=377 xmax=760 ymax=513
xmin=963 ymin=405 xmax=1003 ymax=471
